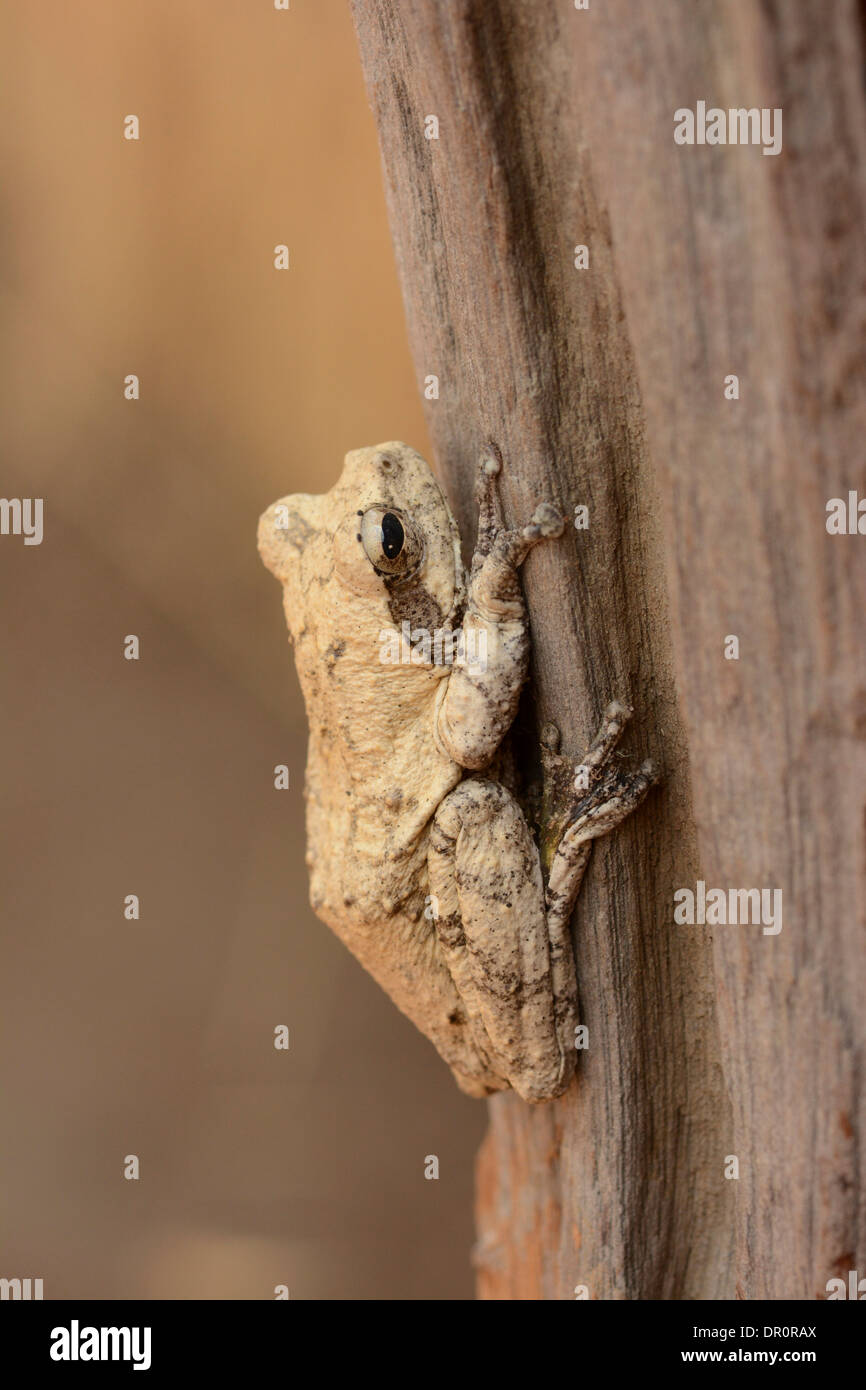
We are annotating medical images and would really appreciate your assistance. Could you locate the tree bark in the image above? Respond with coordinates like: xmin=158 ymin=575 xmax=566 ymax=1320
xmin=350 ymin=0 xmax=866 ymax=1300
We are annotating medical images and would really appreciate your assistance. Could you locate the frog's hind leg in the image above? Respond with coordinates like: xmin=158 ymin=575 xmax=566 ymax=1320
xmin=428 ymin=777 xmax=577 ymax=1104
xmin=543 ymin=702 xmax=657 ymax=940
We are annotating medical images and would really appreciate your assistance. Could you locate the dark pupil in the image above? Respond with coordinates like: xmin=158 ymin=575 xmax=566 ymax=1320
xmin=380 ymin=512 xmax=405 ymax=560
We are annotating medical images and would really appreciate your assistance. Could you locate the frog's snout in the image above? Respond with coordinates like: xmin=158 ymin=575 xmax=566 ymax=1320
xmin=257 ymin=491 xmax=323 ymax=581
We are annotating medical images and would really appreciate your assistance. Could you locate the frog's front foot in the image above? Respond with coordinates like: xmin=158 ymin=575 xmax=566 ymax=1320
xmin=475 ymin=452 xmax=564 ymax=565
xmin=543 ymin=702 xmax=658 ymax=932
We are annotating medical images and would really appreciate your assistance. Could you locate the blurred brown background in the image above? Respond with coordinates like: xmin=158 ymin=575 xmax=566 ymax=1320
xmin=0 ymin=0 xmax=484 ymax=1299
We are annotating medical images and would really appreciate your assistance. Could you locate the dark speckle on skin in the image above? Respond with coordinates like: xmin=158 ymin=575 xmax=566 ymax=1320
xmin=386 ymin=581 xmax=443 ymax=632
xmin=325 ymin=640 xmax=345 ymax=670
xmin=281 ymin=511 xmax=316 ymax=552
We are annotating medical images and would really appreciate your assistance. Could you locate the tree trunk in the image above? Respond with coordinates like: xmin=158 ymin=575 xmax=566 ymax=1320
xmin=350 ymin=0 xmax=866 ymax=1300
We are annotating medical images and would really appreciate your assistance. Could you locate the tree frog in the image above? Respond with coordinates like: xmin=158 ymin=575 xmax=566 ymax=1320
xmin=258 ymin=442 xmax=655 ymax=1101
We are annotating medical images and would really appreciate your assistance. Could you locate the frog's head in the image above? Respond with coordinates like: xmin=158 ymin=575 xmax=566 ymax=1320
xmin=258 ymin=442 xmax=466 ymax=645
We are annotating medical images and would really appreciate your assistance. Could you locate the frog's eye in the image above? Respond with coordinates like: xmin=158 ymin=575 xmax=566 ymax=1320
xmin=358 ymin=507 xmax=423 ymax=581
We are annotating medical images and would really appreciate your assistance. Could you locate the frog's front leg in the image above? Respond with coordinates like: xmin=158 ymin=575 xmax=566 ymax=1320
xmin=435 ymin=456 xmax=563 ymax=771
xmin=429 ymin=778 xmax=578 ymax=1103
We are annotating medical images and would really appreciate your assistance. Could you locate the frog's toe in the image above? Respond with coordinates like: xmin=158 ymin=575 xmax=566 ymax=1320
xmin=540 ymin=722 xmax=561 ymax=753
xmin=528 ymin=503 xmax=565 ymax=539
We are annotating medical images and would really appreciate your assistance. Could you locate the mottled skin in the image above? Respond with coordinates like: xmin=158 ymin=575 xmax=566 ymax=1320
xmin=258 ymin=442 xmax=655 ymax=1101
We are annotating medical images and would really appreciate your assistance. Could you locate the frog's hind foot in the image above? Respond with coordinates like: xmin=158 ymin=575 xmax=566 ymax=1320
xmin=543 ymin=702 xmax=658 ymax=934
xmin=541 ymin=699 xmax=631 ymax=790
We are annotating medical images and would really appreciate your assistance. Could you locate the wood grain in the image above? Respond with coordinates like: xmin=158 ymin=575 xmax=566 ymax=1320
xmin=350 ymin=0 xmax=865 ymax=1299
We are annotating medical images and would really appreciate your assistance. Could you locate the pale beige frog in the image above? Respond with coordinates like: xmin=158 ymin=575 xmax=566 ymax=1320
xmin=258 ymin=442 xmax=655 ymax=1101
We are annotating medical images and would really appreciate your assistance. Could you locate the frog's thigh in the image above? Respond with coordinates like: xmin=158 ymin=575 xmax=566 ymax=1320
xmin=429 ymin=778 xmax=573 ymax=1103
